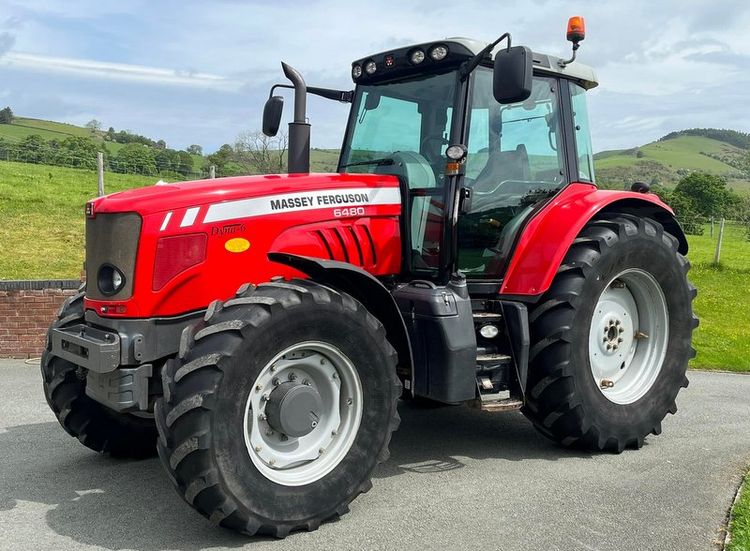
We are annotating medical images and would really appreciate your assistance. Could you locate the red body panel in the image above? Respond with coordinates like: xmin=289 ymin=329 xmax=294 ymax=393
xmin=499 ymin=183 xmax=675 ymax=296
xmin=86 ymin=173 xmax=402 ymax=318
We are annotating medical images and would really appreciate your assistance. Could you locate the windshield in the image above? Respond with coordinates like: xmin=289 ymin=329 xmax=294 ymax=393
xmin=339 ymin=70 xmax=457 ymax=272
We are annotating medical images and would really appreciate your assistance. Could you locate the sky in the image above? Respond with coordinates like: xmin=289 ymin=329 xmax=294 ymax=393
xmin=0 ymin=0 xmax=749 ymax=154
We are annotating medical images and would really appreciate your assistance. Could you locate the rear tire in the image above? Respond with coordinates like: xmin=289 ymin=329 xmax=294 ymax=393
xmin=155 ymin=279 xmax=401 ymax=537
xmin=522 ymin=214 xmax=697 ymax=452
xmin=41 ymin=288 xmax=158 ymax=459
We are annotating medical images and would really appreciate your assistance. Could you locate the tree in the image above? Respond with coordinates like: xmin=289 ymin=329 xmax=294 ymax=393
xmin=155 ymin=139 xmax=167 ymax=150
xmin=233 ymin=130 xmax=288 ymax=174
xmin=206 ymin=144 xmax=235 ymax=175
xmin=105 ymin=127 xmax=116 ymax=141
xmin=0 ymin=106 xmax=14 ymax=124
xmin=176 ymin=151 xmax=194 ymax=176
xmin=673 ymin=172 xmax=734 ymax=218
xmin=112 ymin=143 xmax=157 ymax=175
xmin=85 ymin=119 xmax=102 ymax=133
xmin=186 ymin=144 xmax=203 ymax=156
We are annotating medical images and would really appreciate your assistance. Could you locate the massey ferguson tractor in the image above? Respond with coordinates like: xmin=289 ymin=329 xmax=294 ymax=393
xmin=42 ymin=17 xmax=697 ymax=537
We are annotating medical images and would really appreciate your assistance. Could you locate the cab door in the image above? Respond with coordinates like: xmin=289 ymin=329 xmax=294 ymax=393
xmin=458 ymin=68 xmax=569 ymax=280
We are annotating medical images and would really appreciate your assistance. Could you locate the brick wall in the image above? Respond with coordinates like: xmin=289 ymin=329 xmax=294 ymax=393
xmin=0 ymin=280 xmax=81 ymax=359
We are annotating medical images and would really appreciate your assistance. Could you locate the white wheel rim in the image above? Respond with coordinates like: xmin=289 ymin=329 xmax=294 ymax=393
xmin=243 ymin=341 xmax=363 ymax=486
xmin=588 ymin=269 xmax=669 ymax=405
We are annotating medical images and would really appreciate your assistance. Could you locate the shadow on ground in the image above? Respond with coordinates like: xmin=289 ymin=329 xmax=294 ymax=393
xmin=0 ymin=402 xmax=588 ymax=550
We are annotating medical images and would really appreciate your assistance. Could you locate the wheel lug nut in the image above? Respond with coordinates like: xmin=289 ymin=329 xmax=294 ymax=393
xmin=255 ymin=384 xmax=263 ymax=392
xmin=319 ymin=448 xmax=325 ymax=454
xmin=617 ymin=337 xmax=623 ymax=343
xmin=302 ymin=379 xmax=311 ymax=386
xmin=331 ymin=430 xmax=338 ymax=436
xmin=254 ymin=445 xmax=262 ymax=452
xmin=618 ymin=327 xmax=625 ymax=333
xmin=261 ymin=393 xmax=269 ymax=402
xmin=266 ymin=429 xmax=274 ymax=436
xmin=288 ymin=373 xmax=297 ymax=381
xmin=258 ymin=413 xmax=267 ymax=421
xmin=346 ymin=398 xmax=353 ymax=406
xmin=268 ymin=458 xmax=276 ymax=466
xmin=320 ymin=358 xmax=327 ymax=365
xmin=615 ymin=320 xmax=621 ymax=326
xmin=280 ymin=434 xmax=288 ymax=441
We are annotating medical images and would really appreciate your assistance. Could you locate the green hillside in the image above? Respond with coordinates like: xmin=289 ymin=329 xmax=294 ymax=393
xmin=594 ymin=133 xmax=750 ymax=192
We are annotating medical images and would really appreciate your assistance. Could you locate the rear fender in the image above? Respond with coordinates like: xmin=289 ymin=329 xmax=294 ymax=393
xmin=268 ymin=252 xmax=413 ymax=390
xmin=500 ymin=183 xmax=688 ymax=297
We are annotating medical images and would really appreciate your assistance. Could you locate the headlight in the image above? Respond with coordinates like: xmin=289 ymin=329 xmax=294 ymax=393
xmin=430 ymin=44 xmax=449 ymax=61
xmin=446 ymin=144 xmax=468 ymax=161
xmin=364 ymin=60 xmax=377 ymax=75
xmin=97 ymin=264 xmax=126 ymax=296
xmin=352 ymin=64 xmax=362 ymax=79
xmin=409 ymin=49 xmax=425 ymax=65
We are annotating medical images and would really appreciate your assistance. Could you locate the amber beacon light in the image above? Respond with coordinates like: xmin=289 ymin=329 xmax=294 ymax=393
xmin=566 ymin=16 xmax=586 ymax=43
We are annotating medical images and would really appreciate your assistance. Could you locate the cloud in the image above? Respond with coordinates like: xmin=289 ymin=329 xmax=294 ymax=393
xmin=0 ymin=52 xmax=241 ymax=90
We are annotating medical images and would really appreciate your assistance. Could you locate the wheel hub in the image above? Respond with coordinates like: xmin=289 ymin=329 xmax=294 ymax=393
xmin=243 ymin=342 xmax=363 ymax=486
xmin=265 ymin=381 xmax=323 ymax=438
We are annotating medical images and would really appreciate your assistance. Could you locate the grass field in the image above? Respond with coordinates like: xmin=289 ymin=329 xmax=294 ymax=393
xmin=729 ymin=475 xmax=750 ymax=551
xmin=686 ymin=223 xmax=750 ymax=371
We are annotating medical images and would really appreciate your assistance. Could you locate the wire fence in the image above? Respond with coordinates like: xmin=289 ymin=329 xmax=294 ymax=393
xmin=0 ymin=145 xmax=214 ymax=180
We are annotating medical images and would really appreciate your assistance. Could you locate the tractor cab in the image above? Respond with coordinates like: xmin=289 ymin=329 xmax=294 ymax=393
xmin=338 ymin=37 xmax=598 ymax=283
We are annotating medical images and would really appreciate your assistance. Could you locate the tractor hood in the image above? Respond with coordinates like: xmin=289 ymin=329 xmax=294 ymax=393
xmin=90 ymin=172 xmax=401 ymax=216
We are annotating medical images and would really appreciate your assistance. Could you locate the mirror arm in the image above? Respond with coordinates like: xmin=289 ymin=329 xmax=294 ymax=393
xmin=269 ymin=84 xmax=352 ymax=103
xmin=460 ymin=32 xmax=512 ymax=80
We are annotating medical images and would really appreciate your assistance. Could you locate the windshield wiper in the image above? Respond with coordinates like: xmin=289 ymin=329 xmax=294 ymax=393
xmin=339 ymin=158 xmax=395 ymax=169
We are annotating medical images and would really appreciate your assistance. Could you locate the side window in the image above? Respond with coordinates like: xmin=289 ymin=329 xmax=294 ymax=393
xmin=570 ymin=83 xmax=595 ymax=182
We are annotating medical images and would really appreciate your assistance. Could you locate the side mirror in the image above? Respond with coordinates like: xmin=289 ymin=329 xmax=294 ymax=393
xmin=493 ymin=46 xmax=533 ymax=104
xmin=262 ymin=96 xmax=284 ymax=136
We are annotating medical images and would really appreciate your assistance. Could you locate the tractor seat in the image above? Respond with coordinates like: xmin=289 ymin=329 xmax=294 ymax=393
xmin=471 ymin=144 xmax=530 ymax=195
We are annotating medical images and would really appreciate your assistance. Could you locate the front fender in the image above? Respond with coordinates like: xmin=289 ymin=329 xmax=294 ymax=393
xmin=500 ymin=183 xmax=687 ymax=297
xmin=268 ymin=252 xmax=413 ymax=389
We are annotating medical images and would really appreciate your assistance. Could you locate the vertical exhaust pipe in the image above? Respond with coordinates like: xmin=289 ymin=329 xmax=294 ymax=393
xmin=281 ymin=62 xmax=310 ymax=173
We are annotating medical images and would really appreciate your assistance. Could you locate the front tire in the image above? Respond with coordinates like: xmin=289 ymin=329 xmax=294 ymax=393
xmin=155 ymin=279 xmax=401 ymax=537
xmin=41 ymin=288 xmax=158 ymax=459
xmin=522 ymin=214 xmax=698 ymax=452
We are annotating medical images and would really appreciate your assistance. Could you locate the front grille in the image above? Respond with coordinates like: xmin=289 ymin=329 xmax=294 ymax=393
xmin=85 ymin=213 xmax=142 ymax=300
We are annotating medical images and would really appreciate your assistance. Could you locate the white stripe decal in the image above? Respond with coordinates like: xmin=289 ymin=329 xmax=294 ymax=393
xmin=180 ymin=207 xmax=200 ymax=227
xmin=159 ymin=211 xmax=173 ymax=232
xmin=203 ymin=187 xmax=401 ymax=224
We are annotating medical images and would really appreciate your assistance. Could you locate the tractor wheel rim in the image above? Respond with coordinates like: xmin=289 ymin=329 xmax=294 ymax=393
xmin=588 ymin=268 xmax=669 ymax=405
xmin=243 ymin=341 xmax=363 ymax=486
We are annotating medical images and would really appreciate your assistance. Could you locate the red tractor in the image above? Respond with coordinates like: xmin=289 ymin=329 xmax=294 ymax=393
xmin=43 ymin=18 xmax=696 ymax=537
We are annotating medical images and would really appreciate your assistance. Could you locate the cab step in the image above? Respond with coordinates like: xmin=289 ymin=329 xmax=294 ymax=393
xmin=470 ymin=390 xmax=523 ymax=412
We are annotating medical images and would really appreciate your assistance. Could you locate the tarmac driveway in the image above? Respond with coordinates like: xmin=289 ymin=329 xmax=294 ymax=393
xmin=0 ymin=359 xmax=748 ymax=550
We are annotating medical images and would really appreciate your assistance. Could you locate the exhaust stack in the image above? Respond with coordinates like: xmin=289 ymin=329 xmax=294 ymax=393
xmin=281 ymin=62 xmax=310 ymax=173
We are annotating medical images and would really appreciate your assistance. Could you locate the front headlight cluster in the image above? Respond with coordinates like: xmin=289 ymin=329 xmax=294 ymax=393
xmin=408 ymin=43 xmax=449 ymax=65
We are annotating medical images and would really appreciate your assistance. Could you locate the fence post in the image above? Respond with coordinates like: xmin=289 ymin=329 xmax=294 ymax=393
xmin=710 ymin=216 xmax=714 ymax=238
xmin=97 ymin=152 xmax=105 ymax=196
xmin=209 ymin=165 xmax=216 ymax=179
xmin=713 ymin=217 xmax=725 ymax=265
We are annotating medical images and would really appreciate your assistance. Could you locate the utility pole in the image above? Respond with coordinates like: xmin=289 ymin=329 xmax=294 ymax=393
xmin=97 ymin=152 xmax=105 ymax=196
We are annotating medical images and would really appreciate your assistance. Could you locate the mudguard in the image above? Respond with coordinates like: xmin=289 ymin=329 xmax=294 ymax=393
xmin=268 ymin=252 xmax=413 ymax=388
xmin=500 ymin=183 xmax=687 ymax=297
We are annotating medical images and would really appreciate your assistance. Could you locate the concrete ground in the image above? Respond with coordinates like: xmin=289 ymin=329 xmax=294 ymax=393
xmin=0 ymin=359 xmax=748 ymax=551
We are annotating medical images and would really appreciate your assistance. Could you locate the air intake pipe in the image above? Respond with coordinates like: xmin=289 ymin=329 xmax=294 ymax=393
xmin=282 ymin=62 xmax=310 ymax=173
